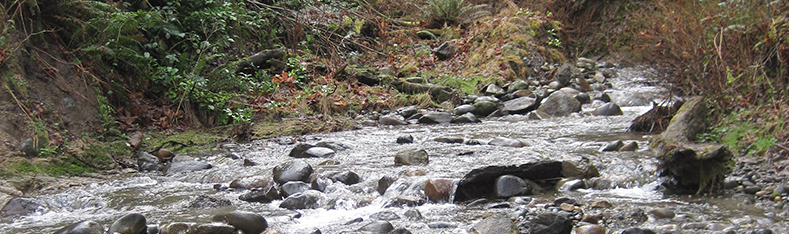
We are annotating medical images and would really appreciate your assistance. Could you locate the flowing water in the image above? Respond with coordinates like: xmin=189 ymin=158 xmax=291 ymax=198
xmin=2 ymin=66 xmax=786 ymax=234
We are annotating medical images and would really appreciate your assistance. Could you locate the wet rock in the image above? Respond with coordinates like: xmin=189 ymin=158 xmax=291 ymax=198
xmin=472 ymin=214 xmax=513 ymax=234
xmin=301 ymin=147 xmax=336 ymax=158
xmin=607 ymin=91 xmax=653 ymax=107
xmin=435 ymin=41 xmax=457 ymax=60
xmin=377 ymin=176 xmax=397 ymax=195
xmin=358 ymin=221 xmax=394 ymax=233
xmin=576 ymin=224 xmax=606 ymax=234
xmin=648 ymin=208 xmax=675 ymax=219
xmin=472 ymin=101 xmax=498 ymax=117
xmin=239 ymin=186 xmax=281 ymax=203
xmin=561 ymin=158 xmax=600 ymax=179
xmin=654 ymin=142 xmax=734 ymax=194
xmin=526 ymin=110 xmax=551 ymax=120
xmin=344 ymin=217 xmax=363 ymax=225
xmin=273 ymin=160 xmax=314 ymax=184
xmin=212 ymin=211 xmax=268 ymax=234
xmin=681 ymin=222 xmax=708 ymax=230
xmin=503 ymin=96 xmax=538 ymax=114
xmin=386 ymin=196 xmax=425 ymax=207
xmin=370 ymin=210 xmax=400 ymax=221
xmin=54 ymin=220 xmax=104 ymax=234
xmin=488 ymin=137 xmax=524 ymax=147
xmin=404 ymin=209 xmax=423 ymax=221
xmin=108 ymin=213 xmax=147 ymax=234
xmin=424 ymin=179 xmax=455 ymax=203
xmin=484 ymin=84 xmax=506 ymax=96
xmin=243 ymin=159 xmax=255 ymax=166
xmin=188 ymin=195 xmax=231 ymax=209
xmin=0 ymin=197 xmax=42 ymax=217
xmin=279 ymin=190 xmax=322 ymax=210
xmin=434 ymin=135 xmax=464 ymax=144
xmin=288 ymin=143 xmax=314 ymax=158
xmin=451 ymin=112 xmax=481 ymax=123
xmin=396 ymin=135 xmax=414 ymax=144
xmin=554 ymin=63 xmax=574 ymax=87
xmin=160 ymin=222 xmax=193 ymax=234
xmin=454 ymin=161 xmax=562 ymax=202
xmin=310 ymin=176 xmax=331 ymax=192
xmin=593 ymin=102 xmax=623 ymax=116
xmin=330 ymin=171 xmax=360 ymax=185
xmin=167 ymin=156 xmax=211 ymax=174
xmin=189 ymin=223 xmax=235 ymax=234
xmin=390 ymin=227 xmax=413 ymax=234
xmin=418 ymin=111 xmax=453 ymax=124
xmin=379 ymin=114 xmax=407 ymax=125
xmin=660 ymin=96 xmax=709 ymax=143
xmin=453 ymin=104 xmax=476 ymax=116
xmin=137 ymin=152 xmax=161 ymax=172
xmin=517 ymin=212 xmax=572 ymax=234
xmin=619 ymin=142 xmax=638 ymax=151
xmin=396 ymin=106 xmax=419 ymax=119
xmin=494 ymin=175 xmax=531 ymax=198
xmin=749 ymin=229 xmax=774 ymax=234
xmin=590 ymin=200 xmax=613 ymax=208
xmin=586 ymin=178 xmax=612 ymax=190
xmin=537 ymin=90 xmax=581 ymax=117
xmin=557 ymin=179 xmax=584 ymax=191
xmin=554 ymin=197 xmax=576 ymax=206
xmin=601 ymin=140 xmax=624 ymax=152
xmin=428 ymin=222 xmax=457 ymax=229
xmin=621 ymin=227 xmax=656 ymax=234
xmin=394 ymin=148 xmax=429 ymax=165
xmin=229 ymin=176 xmax=273 ymax=190
xmin=281 ymin=181 xmax=311 ymax=197
xmin=20 ymin=138 xmax=39 ymax=157
xmin=744 ymin=186 xmax=762 ymax=194
xmin=508 ymin=80 xmax=530 ymax=92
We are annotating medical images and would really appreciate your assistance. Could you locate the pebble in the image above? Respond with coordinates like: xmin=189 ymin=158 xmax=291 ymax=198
xmin=648 ymin=208 xmax=675 ymax=219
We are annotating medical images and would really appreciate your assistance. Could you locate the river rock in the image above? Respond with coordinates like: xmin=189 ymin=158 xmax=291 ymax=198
xmin=593 ymin=102 xmax=623 ymax=116
xmin=654 ymin=142 xmax=734 ymax=194
xmin=404 ymin=209 xmax=423 ymax=221
xmin=503 ymin=96 xmax=538 ymax=114
xmin=229 ymin=176 xmax=273 ymax=189
xmin=526 ymin=110 xmax=551 ymax=120
xmin=358 ymin=221 xmax=394 ymax=233
xmin=330 ymin=171 xmax=360 ymax=185
xmin=418 ymin=111 xmax=452 ymax=124
xmin=390 ymin=227 xmax=412 ymax=234
xmin=590 ymin=200 xmax=613 ymax=208
xmin=273 ymin=160 xmax=314 ymax=184
xmin=561 ymin=158 xmax=600 ymax=179
xmin=607 ymin=91 xmax=653 ymax=107
xmin=538 ymin=90 xmax=581 ymax=117
xmin=576 ymin=224 xmax=606 ymax=234
xmin=370 ymin=210 xmax=400 ymax=221
xmin=395 ymin=148 xmax=429 ymax=165
xmin=0 ymin=197 xmax=42 ymax=217
xmin=379 ymin=114 xmax=407 ymax=125
xmin=494 ymin=175 xmax=531 ymax=198
xmin=434 ymin=135 xmax=464 ymax=143
xmin=619 ymin=141 xmax=638 ymax=151
xmin=488 ymin=137 xmax=524 ymax=147
xmin=239 ymin=185 xmax=281 ymax=203
xmin=648 ymin=208 xmax=676 ymax=219
xmin=451 ymin=112 xmax=481 ymax=123
xmin=484 ymin=84 xmax=506 ymax=96
xmin=435 ymin=41 xmax=457 ymax=60
xmin=281 ymin=181 xmax=311 ymax=197
xmin=301 ymin=147 xmax=336 ymax=158
xmin=454 ymin=161 xmax=563 ymax=202
xmin=377 ymin=176 xmax=397 ymax=195
xmin=279 ymin=190 xmax=322 ymax=209
xmin=424 ymin=179 xmax=455 ymax=203
xmin=160 ymin=222 xmax=193 ymax=234
xmin=137 ymin=152 xmax=161 ymax=172
xmin=508 ymin=80 xmax=530 ymax=92
xmin=396 ymin=106 xmax=419 ymax=119
xmin=621 ymin=228 xmax=657 ymax=234
xmin=167 ymin=156 xmax=211 ymax=174
xmin=472 ymin=214 xmax=513 ymax=234
xmin=108 ymin=213 xmax=147 ymax=234
xmin=188 ymin=195 xmax=231 ymax=208
xmin=212 ymin=211 xmax=268 ymax=234
xmin=517 ymin=212 xmax=572 ymax=234
xmin=288 ymin=143 xmax=314 ymax=157
xmin=660 ymin=96 xmax=708 ymax=143
xmin=189 ymin=223 xmax=235 ymax=234
xmin=310 ymin=176 xmax=332 ymax=192
xmin=54 ymin=220 xmax=104 ymax=234
xmin=554 ymin=63 xmax=574 ymax=87
xmin=386 ymin=195 xmax=425 ymax=207
xmin=472 ymin=101 xmax=498 ymax=117
xmin=396 ymin=135 xmax=414 ymax=144
xmin=601 ymin=140 xmax=624 ymax=152
xmin=557 ymin=179 xmax=585 ymax=191
xmin=453 ymin=104 xmax=476 ymax=116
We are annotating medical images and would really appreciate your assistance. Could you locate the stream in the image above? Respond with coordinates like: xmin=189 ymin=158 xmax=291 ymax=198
xmin=2 ymin=66 xmax=786 ymax=234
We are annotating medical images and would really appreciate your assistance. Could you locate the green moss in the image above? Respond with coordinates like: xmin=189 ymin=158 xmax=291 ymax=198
xmin=81 ymin=141 xmax=127 ymax=170
xmin=9 ymin=160 xmax=41 ymax=174
xmin=252 ymin=117 xmax=355 ymax=139
xmin=144 ymin=131 xmax=224 ymax=154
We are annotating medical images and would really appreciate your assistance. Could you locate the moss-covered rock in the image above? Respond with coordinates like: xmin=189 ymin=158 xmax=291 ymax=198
xmin=652 ymin=139 xmax=734 ymax=195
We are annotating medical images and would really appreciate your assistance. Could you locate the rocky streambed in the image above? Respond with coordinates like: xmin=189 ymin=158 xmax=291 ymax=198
xmin=1 ymin=65 xmax=788 ymax=234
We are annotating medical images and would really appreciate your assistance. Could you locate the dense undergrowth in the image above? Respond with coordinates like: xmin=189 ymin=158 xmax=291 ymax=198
xmin=0 ymin=0 xmax=786 ymax=177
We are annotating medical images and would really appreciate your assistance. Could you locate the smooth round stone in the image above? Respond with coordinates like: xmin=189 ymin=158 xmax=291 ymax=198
xmin=648 ymin=208 xmax=676 ymax=219
xmin=108 ymin=213 xmax=147 ymax=234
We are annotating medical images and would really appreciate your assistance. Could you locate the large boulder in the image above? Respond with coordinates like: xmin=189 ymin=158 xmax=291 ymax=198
xmin=54 ymin=220 xmax=104 ymax=234
xmin=516 ymin=212 xmax=572 ymax=234
xmin=660 ymin=96 xmax=708 ymax=143
xmin=0 ymin=197 xmax=42 ymax=217
xmin=418 ymin=112 xmax=453 ymax=124
xmin=472 ymin=101 xmax=498 ymax=117
xmin=212 ymin=211 xmax=268 ymax=234
xmin=395 ymin=148 xmax=429 ymax=165
xmin=537 ymin=91 xmax=581 ymax=117
xmin=108 ymin=213 xmax=147 ymax=234
xmin=273 ymin=160 xmax=314 ymax=184
xmin=503 ymin=96 xmax=538 ymax=114
xmin=454 ymin=161 xmax=562 ymax=202
xmin=593 ymin=102 xmax=623 ymax=116
xmin=301 ymin=147 xmax=336 ymax=158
